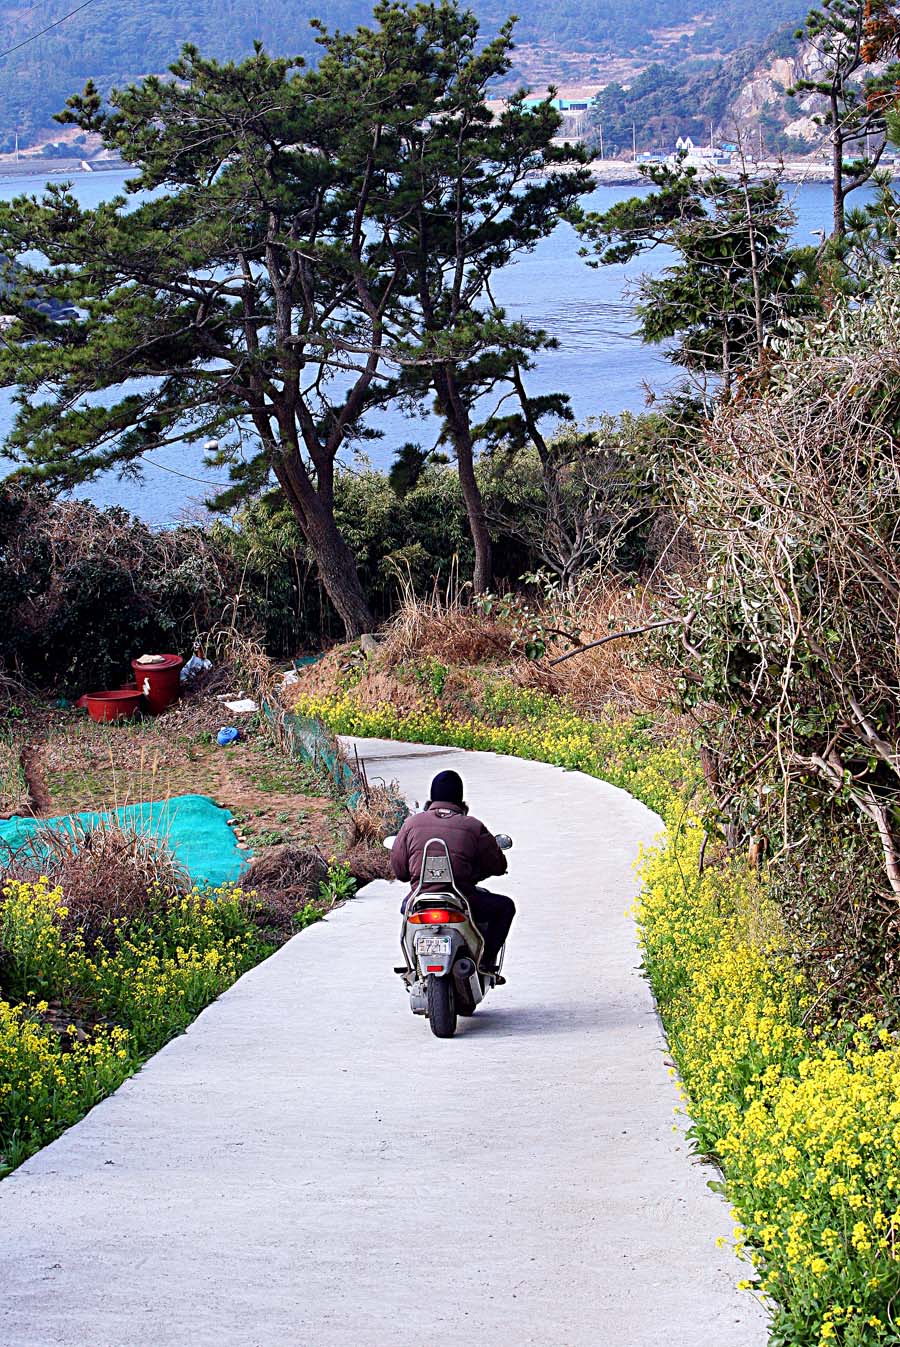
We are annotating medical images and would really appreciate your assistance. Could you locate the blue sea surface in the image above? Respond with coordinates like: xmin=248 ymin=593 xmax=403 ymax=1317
xmin=0 ymin=170 xmax=841 ymax=523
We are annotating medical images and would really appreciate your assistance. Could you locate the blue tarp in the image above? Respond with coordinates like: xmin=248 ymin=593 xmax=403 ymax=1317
xmin=0 ymin=794 xmax=248 ymax=889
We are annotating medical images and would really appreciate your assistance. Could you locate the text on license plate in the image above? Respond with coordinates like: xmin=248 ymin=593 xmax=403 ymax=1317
xmin=417 ymin=936 xmax=451 ymax=956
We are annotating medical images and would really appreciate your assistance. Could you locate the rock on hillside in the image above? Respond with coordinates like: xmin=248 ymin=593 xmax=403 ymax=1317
xmin=727 ymin=43 xmax=830 ymax=144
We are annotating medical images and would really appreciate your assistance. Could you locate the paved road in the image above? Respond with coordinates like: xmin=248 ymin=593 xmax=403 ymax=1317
xmin=0 ymin=739 xmax=768 ymax=1347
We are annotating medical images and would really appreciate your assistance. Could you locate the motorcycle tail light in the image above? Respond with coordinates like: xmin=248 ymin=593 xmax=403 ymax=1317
xmin=408 ymin=908 xmax=465 ymax=924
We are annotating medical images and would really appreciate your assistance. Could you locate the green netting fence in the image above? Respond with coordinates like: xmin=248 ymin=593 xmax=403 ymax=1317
xmin=262 ymin=699 xmax=409 ymax=834
xmin=262 ymin=700 xmax=363 ymax=806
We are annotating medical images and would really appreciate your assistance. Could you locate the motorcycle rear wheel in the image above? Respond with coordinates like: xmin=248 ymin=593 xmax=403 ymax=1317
xmin=426 ymin=974 xmax=457 ymax=1038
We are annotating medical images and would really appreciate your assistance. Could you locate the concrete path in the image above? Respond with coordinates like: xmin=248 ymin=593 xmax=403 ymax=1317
xmin=0 ymin=739 xmax=768 ymax=1347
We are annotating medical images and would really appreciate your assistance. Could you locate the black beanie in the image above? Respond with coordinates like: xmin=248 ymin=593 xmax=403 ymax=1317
xmin=430 ymin=770 xmax=464 ymax=805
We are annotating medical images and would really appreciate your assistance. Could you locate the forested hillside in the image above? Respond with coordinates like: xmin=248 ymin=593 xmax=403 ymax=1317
xmin=0 ymin=0 xmax=808 ymax=149
xmin=589 ymin=29 xmax=799 ymax=154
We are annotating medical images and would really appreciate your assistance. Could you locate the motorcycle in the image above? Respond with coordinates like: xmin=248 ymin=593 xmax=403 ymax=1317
xmin=385 ymin=832 xmax=513 ymax=1039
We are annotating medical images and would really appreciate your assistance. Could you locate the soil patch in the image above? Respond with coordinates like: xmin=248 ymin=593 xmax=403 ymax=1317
xmin=4 ymin=679 xmax=348 ymax=865
xmin=19 ymin=744 xmax=51 ymax=814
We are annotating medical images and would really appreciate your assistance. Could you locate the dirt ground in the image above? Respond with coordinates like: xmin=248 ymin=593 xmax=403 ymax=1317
xmin=3 ymin=676 xmax=347 ymax=860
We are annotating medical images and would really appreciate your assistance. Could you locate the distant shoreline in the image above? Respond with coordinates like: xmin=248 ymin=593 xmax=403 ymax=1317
xmin=1 ymin=154 xmax=882 ymax=191
xmin=585 ymin=158 xmax=897 ymax=186
xmin=0 ymin=158 xmax=130 ymax=181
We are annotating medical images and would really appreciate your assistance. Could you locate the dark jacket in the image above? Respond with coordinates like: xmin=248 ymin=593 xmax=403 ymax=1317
xmin=391 ymin=801 xmax=508 ymax=899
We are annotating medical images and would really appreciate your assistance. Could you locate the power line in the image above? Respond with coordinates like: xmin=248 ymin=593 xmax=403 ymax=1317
xmin=0 ymin=0 xmax=102 ymax=61
xmin=139 ymin=453 xmax=234 ymax=487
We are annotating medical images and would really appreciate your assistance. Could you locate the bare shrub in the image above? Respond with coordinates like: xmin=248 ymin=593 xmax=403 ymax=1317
xmin=240 ymin=844 xmax=328 ymax=902
xmin=485 ymin=418 xmax=661 ymax=595
xmin=3 ymin=819 xmax=189 ymax=941
xmin=0 ymin=485 xmax=236 ymax=694
xmin=665 ymin=270 xmax=900 ymax=903
xmin=341 ymin=840 xmax=393 ymax=885
xmin=338 ymin=782 xmax=406 ymax=885
xmin=239 ymin=846 xmax=333 ymax=940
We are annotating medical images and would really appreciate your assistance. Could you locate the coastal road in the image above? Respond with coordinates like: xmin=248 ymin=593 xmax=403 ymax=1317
xmin=0 ymin=739 xmax=768 ymax=1347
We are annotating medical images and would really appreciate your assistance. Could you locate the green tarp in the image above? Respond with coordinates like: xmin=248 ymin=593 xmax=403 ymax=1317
xmin=0 ymin=794 xmax=248 ymax=889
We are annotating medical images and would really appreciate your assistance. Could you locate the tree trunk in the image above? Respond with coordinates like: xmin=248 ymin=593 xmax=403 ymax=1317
xmin=740 ymin=174 xmax=764 ymax=359
xmin=302 ymin=494 xmax=375 ymax=638
xmin=456 ymin=431 xmax=493 ymax=593
xmin=832 ymin=101 xmax=845 ymax=238
xmin=434 ymin=365 xmax=493 ymax=592
xmin=274 ymin=458 xmax=375 ymax=639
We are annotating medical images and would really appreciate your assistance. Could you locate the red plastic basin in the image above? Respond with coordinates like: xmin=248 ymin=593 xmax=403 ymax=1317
xmin=131 ymin=654 xmax=183 ymax=715
xmin=85 ymin=689 xmax=143 ymax=723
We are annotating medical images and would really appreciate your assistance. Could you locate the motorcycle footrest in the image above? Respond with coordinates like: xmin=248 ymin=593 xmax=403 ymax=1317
xmin=393 ymin=965 xmax=409 ymax=975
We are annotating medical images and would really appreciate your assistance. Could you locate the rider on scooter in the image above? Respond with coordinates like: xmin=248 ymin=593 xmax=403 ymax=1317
xmin=390 ymin=770 xmax=516 ymax=973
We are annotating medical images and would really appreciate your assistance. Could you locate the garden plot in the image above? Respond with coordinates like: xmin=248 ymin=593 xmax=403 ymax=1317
xmin=3 ymin=679 xmax=346 ymax=864
xmin=0 ymin=673 xmax=392 ymax=1179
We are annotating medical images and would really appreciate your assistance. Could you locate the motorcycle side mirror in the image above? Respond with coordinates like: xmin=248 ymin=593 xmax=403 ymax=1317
xmin=383 ymin=835 xmax=396 ymax=850
xmin=495 ymin=834 xmax=513 ymax=851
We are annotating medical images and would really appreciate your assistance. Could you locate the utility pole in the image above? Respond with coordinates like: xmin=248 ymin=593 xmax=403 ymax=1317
xmin=598 ymin=123 xmax=604 ymax=160
xmin=632 ymin=122 xmax=637 ymax=161
xmin=14 ymin=126 xmax=18 ymax=162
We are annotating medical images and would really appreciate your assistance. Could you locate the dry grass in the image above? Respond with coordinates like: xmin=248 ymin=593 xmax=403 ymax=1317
xmin=341 ymin=840 xmax=392 ymax=885
xmin=524 ymin=585 xmax=673 ymax=717
xmin=346 ymin=782 xmax=407 ymax=847
xmin=376 ymin=579 xmax=671 ymax=719
xmin=0 ymin=735 xmax=28 ymax=817
xmin=290 ymin=576 xmax=675 ymax=730
xmin=379 ymin=583 xmax=515 ymax=668
xmin=208 ymin=627 xmax=281 ymax=719
xmin=4 ymin=819 xmax=189 ymax=942
xmin=339 ymin=781 xmax=407 ymax=884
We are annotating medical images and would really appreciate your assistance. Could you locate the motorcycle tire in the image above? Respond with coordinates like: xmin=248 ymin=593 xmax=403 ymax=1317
xmin=426 ymin=974 xmax=457 ymax=1038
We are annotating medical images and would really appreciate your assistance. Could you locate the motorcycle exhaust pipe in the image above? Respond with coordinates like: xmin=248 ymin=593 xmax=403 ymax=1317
xmin=453 ymin=955 xmax=484 ymax=1007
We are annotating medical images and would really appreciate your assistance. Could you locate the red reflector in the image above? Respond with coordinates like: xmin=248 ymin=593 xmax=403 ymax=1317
xmin=408 ymin=908 xmax=465 ymax=925
xmin=427 ymin=965 xmax=444 ymax=972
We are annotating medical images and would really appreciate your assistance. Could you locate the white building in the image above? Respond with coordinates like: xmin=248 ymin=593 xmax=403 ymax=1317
xmin=666 ymin=135 xmax=733 ymax=171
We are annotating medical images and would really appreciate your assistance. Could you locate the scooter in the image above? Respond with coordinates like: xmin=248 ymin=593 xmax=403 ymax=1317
xmin=386 ymin=833 xmax=513 ymax=1039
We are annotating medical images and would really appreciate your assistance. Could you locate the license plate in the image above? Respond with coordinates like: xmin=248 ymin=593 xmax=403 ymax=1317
xmin=416 ymin=935 xmax=451 ymax=956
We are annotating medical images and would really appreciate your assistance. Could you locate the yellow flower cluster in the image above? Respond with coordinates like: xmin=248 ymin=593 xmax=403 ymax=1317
xmin=0 ymin=997 xmax=131 ymax=1175
xmin=293 ymin=686 xmax=699 ymax=824
xmin=78 ymin=890 xmax=259 ymax=1056
xmin=299 ymin=677 xmax=900 ymax=1345
xmin=0 ymin=876 xmax=74 ymax=1001
xmin=0 ymin=878 xmax=269 ymax=1174
xmin=639 ymin=823 xmax=900 ymax=1345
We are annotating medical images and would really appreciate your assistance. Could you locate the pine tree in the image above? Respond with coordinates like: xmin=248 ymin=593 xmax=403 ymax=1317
xmin=789 ymin=0 xmax=900 ymax=236
xmin=0 ymin=3 xmax=592 ymax=613
xmin=577 ymin=162 xmax=818 ymax=395
xmin=319 ymin=3 xmax=592 ymax=591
